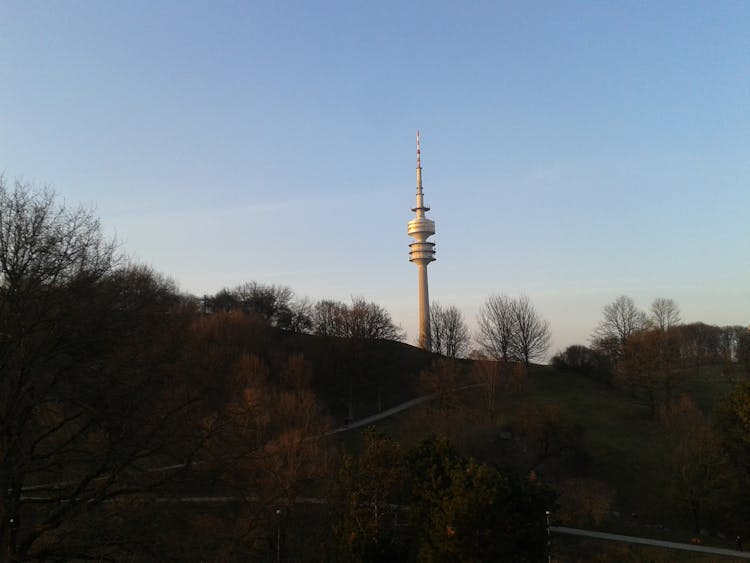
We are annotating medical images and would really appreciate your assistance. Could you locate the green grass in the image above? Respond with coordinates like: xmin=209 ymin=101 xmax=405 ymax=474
xmin=295 ymin=331 xmax=748 ymax=549
xmin=326 ymin=347 xmax=747 ymax=546
xmin=525 ymin=367 xmax=673 ymax=520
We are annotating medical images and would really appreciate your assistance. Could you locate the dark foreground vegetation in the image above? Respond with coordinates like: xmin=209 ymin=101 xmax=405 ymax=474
xmin=1 ymin=180 xmax=748 ymax=562
xmin=0 ymin=182 xmax=554 ymax=562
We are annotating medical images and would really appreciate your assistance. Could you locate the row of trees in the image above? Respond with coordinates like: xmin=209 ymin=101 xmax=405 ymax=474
xmin=406 ymin=294 xmax=554 ymax=365
xmin=417 ymin=296 xmax=554 ymax=364
xmin=592 ymin=295 xmax=680 ymax=349
xmin=589 ymin=294 xmax=748 ymax=366
xmin=208 ymin=282 xmax=312 ymax=332
xmin=206 ymin=287 xmax=404 ymax=341
xmin=557 ymin=295 xmax=748 ymax=378
xmin=552 ymin=295 xmax=749 ymax=534
xmin=311 ymin=298 xmax=404 ymax=340
xmin=206 ymin=284 xmax=553 ymax=364
xmin=426 ymin=297 xmax=553 ymax=364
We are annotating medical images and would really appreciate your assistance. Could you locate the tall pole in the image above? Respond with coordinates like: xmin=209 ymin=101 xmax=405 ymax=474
xmin=276 ymin=508 xmax=282 ymax=563
xmin=546 ymin=510 xmax=552 ymax=563
xmin=407 ymin=131 xmax=436 ymax=350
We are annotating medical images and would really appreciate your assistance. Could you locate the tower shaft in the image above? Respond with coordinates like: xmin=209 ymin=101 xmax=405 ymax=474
xmin=417 ymin=263 xmax=431 ymax=350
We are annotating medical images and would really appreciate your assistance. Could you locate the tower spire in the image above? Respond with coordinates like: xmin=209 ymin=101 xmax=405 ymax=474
xmin=407 ymin=130 xmax=436 ymax=351
xmin=417 ymin=130 xmax=422 ymax=170
xmin=416 ymin=131 xmax=424 ymax=216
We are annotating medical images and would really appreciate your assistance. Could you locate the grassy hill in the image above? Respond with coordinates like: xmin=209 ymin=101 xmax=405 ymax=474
xmin=290 ymin=332 xmax=747 ymax=555
xmin=279 ymin=331 xmax=435 ymax=420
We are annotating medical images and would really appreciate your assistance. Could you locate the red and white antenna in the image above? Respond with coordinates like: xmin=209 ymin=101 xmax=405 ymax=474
xmin=416 ymin=130 xmax=422 ymax=169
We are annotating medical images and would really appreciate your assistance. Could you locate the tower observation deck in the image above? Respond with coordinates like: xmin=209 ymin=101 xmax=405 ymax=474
xmin=407 ymin=131 xmax=436 ymax=350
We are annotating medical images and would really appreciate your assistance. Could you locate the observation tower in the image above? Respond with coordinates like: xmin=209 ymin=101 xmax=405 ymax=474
xmin=407 ymin=131 xmax=436 ymax=350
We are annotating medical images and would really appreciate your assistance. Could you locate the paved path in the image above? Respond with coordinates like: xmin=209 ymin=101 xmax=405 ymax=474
xmin=551 ymin=526 xmax=750 ymax=559
xmin=327 ymin=383 xmax=482 ymax=435
xmin=23 ymin=388 xmax=453 ymax=493
xmin=327 ymin=395 xmax=431 ymax=434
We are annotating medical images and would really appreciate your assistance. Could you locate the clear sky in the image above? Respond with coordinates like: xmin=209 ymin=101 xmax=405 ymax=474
xmin=1 ymin=1 xmax=748 ymax=356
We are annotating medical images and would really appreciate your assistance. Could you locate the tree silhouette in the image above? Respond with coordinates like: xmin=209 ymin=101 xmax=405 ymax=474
xmin=477 ymin=294 xmax=550 ymax=365
xmin=0 ymin=181 xmax=200 ymax=560
xmin=430 ymin=302 xmax=470 ymax=358
xmin=592 ymin=295 xmax=648 ymax=359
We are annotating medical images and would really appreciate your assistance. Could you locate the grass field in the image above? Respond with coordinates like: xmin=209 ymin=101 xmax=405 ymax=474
xmin=329 ymin=349 xmax=748 ymax=556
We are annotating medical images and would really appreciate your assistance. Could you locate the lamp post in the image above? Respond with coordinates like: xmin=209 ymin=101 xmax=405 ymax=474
xmin=276 ymin=508 xmax=282 ymax=563
xmin=546 ymin=510 xmax=552 ymax=563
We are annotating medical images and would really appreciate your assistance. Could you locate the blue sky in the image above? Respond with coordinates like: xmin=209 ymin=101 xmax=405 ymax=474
xmin=2 ymin=1 xmax=748 ymax=355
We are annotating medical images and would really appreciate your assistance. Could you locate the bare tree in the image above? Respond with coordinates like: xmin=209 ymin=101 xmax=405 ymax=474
xmin=650 ymin=297 xmax=681 ymax=332
xmin=287 ymin=296 xmax=314 ymax=333
xmin=347 ymin=296 xmax=403 ymax=340
xmin=470 ymin=352 xmax=501 ymax=416
xmin=477 ymin=294 xmax=550 ymax=365
xmin=0 ymin=180 xmax=200 ymax=561
xmin=430 ymin=302 xmax=470 ymax=358
xmin=469 ymin=351 xmax=526 ymax=416
xmin=511 ymin=295 xmax=551 ymax=365
xmin=311 ymin=297 xmax=403 ymax=341
xmin=616 ymin=327 xmax=681 ymax=415
xmin=209 ymin=281 xmax=313 ymax=332
xmin=673 ymin=322 xmax=726 ymax=367
xmin=232 ymin=281 xmax=291 ymax=318
xmin=592 ymin=295 xmax=648 ymax=355
xmin=477 ymin=294 xmax=516 ymax=362
xmin=312 ymin=299 xmax=348 ymax=337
